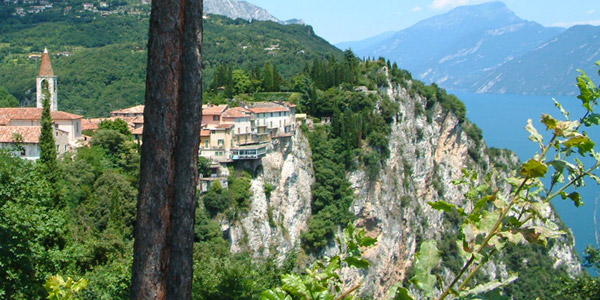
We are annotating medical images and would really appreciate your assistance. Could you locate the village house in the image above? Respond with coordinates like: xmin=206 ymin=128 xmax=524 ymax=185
xmin=201 ymin=104 xmax=228 ymax=125
xmin=0 ymin=125 xmax=70 ymax=159
xmin=249 ymin=102 xmax=295 ymax=138
xmin=0 ymin=48 xmax=84 ymax=159
xmin=110 ymin=100 xmax=296 ymax=163
xmin=110 ymin=105 xmax=144 ymax=118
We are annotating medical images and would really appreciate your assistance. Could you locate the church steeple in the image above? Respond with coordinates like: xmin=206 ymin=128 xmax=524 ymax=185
xmin=39 ymin=48 xmax=55 ymax=77
xmin=36 ymin=47 xmax=58 ymax=111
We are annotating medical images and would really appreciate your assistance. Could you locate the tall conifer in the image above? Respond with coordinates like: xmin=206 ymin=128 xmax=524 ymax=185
xmin=39 ymin=80 xmax=57 ymax=176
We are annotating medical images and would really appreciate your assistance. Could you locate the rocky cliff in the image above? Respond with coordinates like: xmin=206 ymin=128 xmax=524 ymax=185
xmin=227 ymin=67 xmax=581 ymax=299
xmin=204 ymin=0 xmax=279 ymax=22
xmin=228 ymin=131 xmax=315 ymax=260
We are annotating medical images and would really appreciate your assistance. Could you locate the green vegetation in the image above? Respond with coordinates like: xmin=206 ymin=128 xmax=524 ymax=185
xmin=262 ymin=224 xmax=376 ymax=300
xmin=0 ymin=86 xmax=18 ymax=107
xmin=39 ymin=80 xmax=57 ymax=182
xmin=44 ymin=275 xmax=88 ymax=300
xmin=0 ymin=11 xmax=341 ymax=116
xmin=2 ymin=5 xmax=599 ymax=299
xmin=98 ymin=119 xmax=131 ymax=136
xmin=390 ymin=64 xmax=600 ymax=300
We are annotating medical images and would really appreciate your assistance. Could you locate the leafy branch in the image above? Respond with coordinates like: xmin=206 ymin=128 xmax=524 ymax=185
xmin=391 ymin=62 xmax=600 ymax=300
xmin=262 ymin=224 xmax=377 ymax=300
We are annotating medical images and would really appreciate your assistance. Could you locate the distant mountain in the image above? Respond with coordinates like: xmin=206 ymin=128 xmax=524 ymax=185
xmin=339 ymin=1 xmax=570 ymax=94
xmin=335 ymin=31 xmax=396 ymax=55
xmin=204 ymin=0 xmax=278 ymax=22
xmin=475 ymin=25 xmax=600 ymax=95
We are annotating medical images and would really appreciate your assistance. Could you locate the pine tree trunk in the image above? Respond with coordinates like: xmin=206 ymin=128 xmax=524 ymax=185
xmin=130 ymin=0 xmax=203 ymax=298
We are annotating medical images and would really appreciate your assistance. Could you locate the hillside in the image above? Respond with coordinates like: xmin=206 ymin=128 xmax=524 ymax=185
xmin=475 ymin=25 xmax=600 ymax=95
xmin=0 ymin=10 xmax=340 ymax=116
xmin=337 ymin=2 xmax=577 ymax=95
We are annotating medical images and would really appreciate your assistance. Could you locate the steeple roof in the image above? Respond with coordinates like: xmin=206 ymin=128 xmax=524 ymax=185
xmin=39 ymin=48 xmax=55 ymax=77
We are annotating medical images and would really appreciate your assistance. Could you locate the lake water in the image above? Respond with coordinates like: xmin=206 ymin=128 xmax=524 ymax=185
xmin=451 ymin=90 xmax=600 ymax=264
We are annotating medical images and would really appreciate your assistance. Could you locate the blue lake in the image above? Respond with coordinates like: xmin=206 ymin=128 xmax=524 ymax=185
xmin=452 ymin=90 xmax=600 ymax=264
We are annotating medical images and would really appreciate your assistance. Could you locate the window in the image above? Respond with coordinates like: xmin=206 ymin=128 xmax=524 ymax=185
xmin=270 ymin=112 xmax=273 ymax=117
xmin=218 ymin=139 xmax=224 ymax=146
xmin=204 ymin=140 xmax=209 ymax=148
xmin=238 ymin=128 xmax=240 ymax=134
xmin=213 ymin=115 xmax=219 ymax=121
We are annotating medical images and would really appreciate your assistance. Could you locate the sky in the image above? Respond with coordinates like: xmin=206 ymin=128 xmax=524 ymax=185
xmin=248 ymin=0 xmax=600 ymax=44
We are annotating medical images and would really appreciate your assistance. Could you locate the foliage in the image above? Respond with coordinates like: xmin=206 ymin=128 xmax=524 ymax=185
xmin=202 ymin=180 xmax=230 ymax=217
xmin=0 ymin=85 xmax=18 ymax=107
xmin=39 ymin=80 xmax=58 ymax=181
xmin=264 ymin=182 xmax=275 ymax=198
xmin=98 ymin=119 xmax=132 ymax=136
xmin=0 ymin=13 xmax=341 ymax=116
xmin=198 ymin=156 xmax=212 ymax=177
xmin=44 ymin=275 xmax=88 ymax=300
xmin=549 ymin=246 xmax=600 ymax=299
xmin=228 ymin=168 xmax=253 ymax=211
xmin=389 ymin=63 xmax=600 ymax=299
xmin=262 ymin=224 xmax=376 ymax=300
xmin=193 ymin=207 xmax=297 ymax=300
xmin=0 ymin=151 xmax=68 ymax=298
xmin=302 ymin=126 xmax=355 ymax=252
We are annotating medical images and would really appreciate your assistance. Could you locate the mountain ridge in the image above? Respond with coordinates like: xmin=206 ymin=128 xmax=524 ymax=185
xmin=336 ymin=1 xmax=598 ymax=95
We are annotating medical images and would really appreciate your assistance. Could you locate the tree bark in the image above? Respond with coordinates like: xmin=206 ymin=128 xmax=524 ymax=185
xmin=130 ymin=0 xmax=203 ymax=298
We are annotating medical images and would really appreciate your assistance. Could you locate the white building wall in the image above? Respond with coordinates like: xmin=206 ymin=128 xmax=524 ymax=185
xmin=36 ymin=76 xmax=58 ymax=111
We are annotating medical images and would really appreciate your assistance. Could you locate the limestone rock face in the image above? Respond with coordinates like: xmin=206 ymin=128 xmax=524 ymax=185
xmin=227 ymin=67 xmax=581 ymax=299
xmin=204 ymin=0 xmax=279 ymax=22
xmin=229 ymin=130 xmax=314 ymax=260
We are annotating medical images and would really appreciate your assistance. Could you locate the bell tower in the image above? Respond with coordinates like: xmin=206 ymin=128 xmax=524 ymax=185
xmin=36 ymin=48 xmax=58 ymax=111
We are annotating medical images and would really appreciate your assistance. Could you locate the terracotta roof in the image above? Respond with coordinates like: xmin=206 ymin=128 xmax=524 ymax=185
xmin=0 ymin=108 xmax=82 ymax=125
xmin=202 ymin=104 xmax=228 ymax=115
xmin=132 ymin=126 xmax=144 ymax=135
xmin=110 ymin=105 xmax=145 ymax=115
xmin=249 ymin=106 xmax=289 ymax=114
xmin=82 ymin=118 xmax=101 ymax=131
xmin=133 ymin=116 xmax=144 ymax=124
xmin=200 ymin=129 xmax=210 ymax=137
xmin=0 ymin=126 xmax=41 ymax=143
xmin=222 ymin=107 xmax=252 ymax=118
xmin=39 ymin=48 xmax=55 ymax=77
xmin=214 ymin=123 xmax=234 ymax=129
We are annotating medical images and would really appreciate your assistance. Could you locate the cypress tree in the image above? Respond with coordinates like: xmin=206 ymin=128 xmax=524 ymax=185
xmin=272 ymin=64 xmax=281 ymax=92
xmin=39 ymin=80 xmax=57 ymax=178
xmin=262 ymin=62 xmax=274 ymax=92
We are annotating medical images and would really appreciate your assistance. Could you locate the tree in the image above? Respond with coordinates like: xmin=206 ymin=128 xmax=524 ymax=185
xmin=99 ymin=119 xmax=132 ymax=136
xmin=39 ymin=80 xmax=57 ymax=180
xmin=130 ymin=0 xmax=203 ymax=299
xmin=0 ymin=86 xmax=18 ymax=107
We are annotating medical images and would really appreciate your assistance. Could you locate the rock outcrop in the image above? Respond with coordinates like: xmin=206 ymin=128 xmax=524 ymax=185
xmin=228 ymin=67 xmax=581 ymax=299
xmin=229 ymin=130 xmax=314 ymax=261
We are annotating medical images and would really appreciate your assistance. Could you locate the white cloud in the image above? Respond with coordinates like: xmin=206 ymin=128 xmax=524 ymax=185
xmin=431 ymin=0 xmax=472 ymax=10
xmin=412 ymin=6 xmax=423 ymax=12
xmin=552 ymin=19 xmax=600 ymax=27
xmin=430 ymin=0 xmax=491 ymax=10
xmin=587 ymin=9 xmax=596 ymax=15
